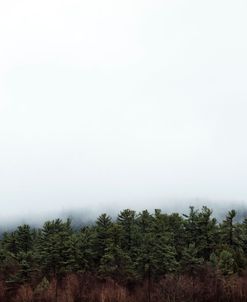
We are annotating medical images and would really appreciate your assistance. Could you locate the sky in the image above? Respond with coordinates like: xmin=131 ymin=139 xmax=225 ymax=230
xmin=0 ymin=0 xmax=247 ymax=222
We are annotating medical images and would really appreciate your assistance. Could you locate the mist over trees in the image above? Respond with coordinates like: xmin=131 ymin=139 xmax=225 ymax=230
xmin=1 ymin=206 xmax=247 ymax=301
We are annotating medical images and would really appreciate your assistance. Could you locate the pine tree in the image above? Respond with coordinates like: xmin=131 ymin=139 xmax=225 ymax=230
xmin=218 ymin=250 xmax=236 ymax=275
xmin=117 ymin=209 xmax=136 ymax=252
xmin=166 ymin=213 xmax=186 ymax=259
xmin=183 ymin=207 xmax=219 ymax=260
xmin=37 ymin=219 xmax=73 ymax=302
xmin=68 ymin=227 xmax=95 ymax=272
xmin=15 ymin=224 xmax=33 ymax=253
xmin=180 ymin=243 xmax=203 ymax=276
xmin=38 ymin=219 xmax=73 ymax=276
xmin=221 ymin=210 xmax=237 ymax=247
xmin=152 ymin=209 xmax=178 ymax=275
xmin=136 ymin=210 xmax=178 ymax=280
xmin=196 ymin=206 xmax=218 ymax=260
xmin=183 ymin=206 xmax=200 ymax=246
xmin=1 ymin=225 xmax=35 ymax=288
xmin=99 ymin=223 xmax=134 ymax=280
xmin=94 ymin=213 xmax=113 ymax=266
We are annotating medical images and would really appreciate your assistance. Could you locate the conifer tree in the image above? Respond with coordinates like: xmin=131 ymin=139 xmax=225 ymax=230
xmin=180 ymin=243 xmax=203 ymax=276
xmin=117 ymin=209 xmax=136 ymax=252
xmin=183 ymin=206 xmax=200 ymax=247
xmin=99 ymin=223 xmax=134 ymax=280
xmin=196 ymin=206 xmax=218 ymax=260
xmin=68 ymin=227 xmax=95 ymax=272
xmin=15 ymin=224 xmax=33 ymax=253
xmin=136 ymin=210 xmax=178 ymax=280
xmin=94 ymin=213 xmax=113 ymax=266
xmin=218 ymin=249 xmax=236 ymax=275
xmin=166 ymin=213 xmax=186 ymax=258
xmin=221 ymin=210 xmax=237 ymax=247
xmin=38 ymin=219 xmax=73 ymax=277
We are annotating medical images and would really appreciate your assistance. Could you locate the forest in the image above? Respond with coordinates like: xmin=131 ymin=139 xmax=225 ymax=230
xmin=1 ymin=206 xmax=247 ymax=301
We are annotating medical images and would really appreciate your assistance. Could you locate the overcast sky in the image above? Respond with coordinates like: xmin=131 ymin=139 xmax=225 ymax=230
xmin=0 ymin=0 xmax=247 ymax=221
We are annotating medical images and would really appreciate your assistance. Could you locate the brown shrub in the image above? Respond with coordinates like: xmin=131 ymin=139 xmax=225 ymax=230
xmin=3 ymin=272 xmax=247 ymax=302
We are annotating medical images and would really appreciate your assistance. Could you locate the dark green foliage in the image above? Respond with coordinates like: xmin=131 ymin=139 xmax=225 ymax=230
xmin=117 ymin=209 xmax=136 ymax=252
xmin=221 ymin=210 xmax=237 ymax=247
xmin=218 ymin=249 xmax=236 ymax=275
xmin=97 ymin=221 xmax=134 ymax=280
xmin=68 ymin=227 xmax=95 ymax=272
xmin=2 ymin=205 xmax=247 ymax=292
xmin=181 ymin=243 xmax=203 ymax=275
xmin=0 ymin=224 xmax=35 ymax=288
xmin=38 ymin=218 xmax=73 ymax=276
xmin=94 ymin=213 xmax=113 ymax=264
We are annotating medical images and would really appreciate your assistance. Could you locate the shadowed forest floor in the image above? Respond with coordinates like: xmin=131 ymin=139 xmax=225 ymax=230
xmin=2 ymin=272 xmax=247 ymax=302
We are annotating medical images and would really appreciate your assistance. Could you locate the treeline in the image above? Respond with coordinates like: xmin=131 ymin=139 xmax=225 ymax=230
xmin=1 ymin=206 xmax=247 ymax=301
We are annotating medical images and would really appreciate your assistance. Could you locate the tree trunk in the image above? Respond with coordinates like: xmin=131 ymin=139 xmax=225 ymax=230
xmin=148 ymin=267 xmax=151 ymax=302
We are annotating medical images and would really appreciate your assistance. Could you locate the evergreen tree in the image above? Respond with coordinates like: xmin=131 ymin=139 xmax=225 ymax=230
xmin=183 ymin=206 xmax=200 ymax=247
xmin=218 ymin=249 xmax=236 ymax=275
xmin=0 ymin=225 xmax=35 ymax=288
xmin=136 ymin=210 xmax=178 ymax=280
xmin=196 ymin=206 xmax=218 ymax=260
xmin=183 ymin=207 xmax=218 ymax=260
xmin=166 ymin=213 xmax=186 ymax=259
xmin=15 ymin=224 xmax=33 ymax=253
xmin=38 ymin=219 xmax=73 ymax=277
xmin=94 ymin=213 xmax=113 ymax=266
xmin=68 ymin=227 xmax=95 ymax=272
xmin=1 ymin=205 xmax=247 ymax=299
xmin=117 ymin=209 xmax=136 ymax=252
xmin=99 ymin=224 xmax=134 ymax=280
xmin=180 ymin=243 xmax=203 ymax=276
xmin=221 ymin=210 xmax=237 ymax=247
